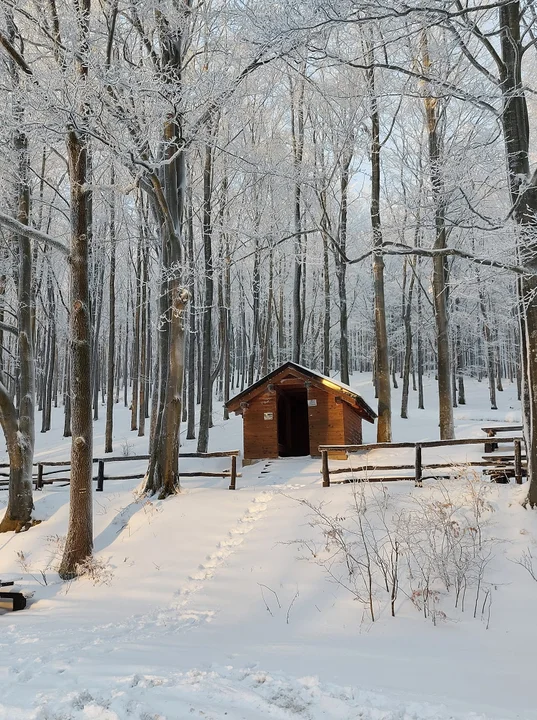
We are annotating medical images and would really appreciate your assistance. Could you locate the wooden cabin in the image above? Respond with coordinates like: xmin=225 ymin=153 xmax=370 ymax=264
xmin=225 ymin=362 xmax=376 ymax=462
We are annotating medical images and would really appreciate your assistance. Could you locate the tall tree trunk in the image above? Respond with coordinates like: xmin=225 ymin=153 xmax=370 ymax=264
xmin=291 ymin=71 xmax=305 ymax=363
xmin=337 ymin=150 xmax=352 ymax=385
xmin=417 ymin=259 xmax=425 ymax=410
xmin=143 ymin=6 xmax=192 ymax=495
xmin=123 ymin=293 xmax=129 ymax=408
xmin=455 ymin=298 xmax=466 ymax=405
xmin=138 ymin=244 xmax=148 ymax=436
xmin=0 ymin=13 xmax=35 ymax=531
xmin=223 ymin=225 xmax=232 ymax=415
xmin=248 ymin=235 xmax=261 ymax=384
xmin=401 ymin=261 xmax=415 ymax=419
xmin=186 ymin=187 xmax=196 ymax=439
xmin=59 ymin=0 xmax=93 ymax=576
xmin=477 ymin=274 xmax=497 ymax=411
xmin=105 ymin=168 xmax=116 ymax=453
xmin=422 ymin=32 xmax=454 ymax=439
xmin=63 ymin=351 xmax=72 ymax=437
xmin=367 ymin=59 xmax=392 ymax=442
xmin=197 ymin=132 xmax=216 ymax=454
xmin=42 ymin=274 xmax=56 ymax=432
xmin=495 ymin=2 xmax=537 ymax=503
xmin=320 ymin=195 xmax=331 ymax=377
xmin=495 ymin=328 xmax=504 ymax=392
xmin=130 ymin=234 xmax=142 ymax=431
xmin=261 ymin=248 xmax=274 ymax=377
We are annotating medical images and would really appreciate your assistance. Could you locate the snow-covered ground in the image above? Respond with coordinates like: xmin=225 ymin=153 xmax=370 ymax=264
xmin=0 ymin=374 xmax=533 ymax=720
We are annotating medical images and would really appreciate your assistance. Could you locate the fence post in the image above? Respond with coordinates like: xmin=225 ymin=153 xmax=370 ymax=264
xmin=415 ymin=444 xmax=422 ymax=487
xmin=229 ymin=455 xmax=237 ymax=490
xmin=322 ymin=450 xmax=330 ymax=487
xmin=37 ymin=463 xmax=44 ymax=491
xmin=97 ymin=460 xmax=105 ymax=492
xmin=514 ymin=439 xmax=523 ymax=485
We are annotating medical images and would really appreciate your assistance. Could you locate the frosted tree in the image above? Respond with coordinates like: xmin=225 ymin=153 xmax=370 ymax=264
xmin=0 ymin=12 xmax=36 ymax=532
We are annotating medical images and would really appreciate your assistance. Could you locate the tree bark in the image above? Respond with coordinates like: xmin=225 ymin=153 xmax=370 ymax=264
xmin=130 ymin=234 xmax=142 ymax=431
xmin=495 ymin=3 xmax=537 ymax=504
xmin=58 ymin=0 xmax=93 ymax=577
xmin=105 ymin=168 xmax=116 ymax=453
xmin=290 ymin=71 xmax=306 ymax=364
xmin=41 ymin=274 xmax=56 ymax=433
xmin=337 ymin=150 xmax=352 ymax=385
xmin=320 ymin=192 xmax=331 ymax=377
xmin=138 ymin=243 xmax=148 ymax=436
xmin=143 ymin=5 xmax=192 ymax=494
xmin=197 ymin=132 xmax=216 ymax=454
xmin=401 ymin=261 xmax=415 ymax=419
xmin=0 ymin=15 xmax=35 ymax=531
xmin=421 ymin=32 xmax=454 ymax=439
xmin=186 ymin=186 xmax=196 ymax=439
xmin=367 ymin=59 xmax=392 ymax=442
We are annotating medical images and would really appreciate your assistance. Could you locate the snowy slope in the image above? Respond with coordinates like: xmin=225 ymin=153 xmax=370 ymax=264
xmin=0 ymin=375 xmax=533 ymax=720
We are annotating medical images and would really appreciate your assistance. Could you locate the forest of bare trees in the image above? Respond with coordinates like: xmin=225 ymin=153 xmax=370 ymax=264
xmin=0 ymin=0 xmax=536 ymax=574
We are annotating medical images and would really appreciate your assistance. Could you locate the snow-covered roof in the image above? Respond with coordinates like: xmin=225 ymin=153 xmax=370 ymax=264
xmin=290 ymin=362 xmax=359 ymax=396
xmin=226 ymin=361 xmax=377 ymax=422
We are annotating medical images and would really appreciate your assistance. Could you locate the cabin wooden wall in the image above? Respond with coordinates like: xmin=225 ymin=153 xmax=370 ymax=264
xmin=307 ymin=386 xmax=345 ymax=457
xmin=243 ymin=390 xmax=278 ymax=459
xmin=343 ymin=403 xmax=363 ymax=445
xmin=242 ymin=380 xmax=365 ymax=461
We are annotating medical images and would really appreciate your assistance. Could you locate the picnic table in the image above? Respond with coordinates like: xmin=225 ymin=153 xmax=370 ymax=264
xmin=482 ymin=425 xmax=523 ymax=453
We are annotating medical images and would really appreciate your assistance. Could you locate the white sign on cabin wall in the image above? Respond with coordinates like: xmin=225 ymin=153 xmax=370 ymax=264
xmin=264 ymin=412 xmax=274 ymax=420
xmin=308 ymin=399 xmax=317 ymax=407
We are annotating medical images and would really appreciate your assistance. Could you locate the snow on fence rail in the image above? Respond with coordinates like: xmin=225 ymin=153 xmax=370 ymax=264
xmin=319 ymin=437 xmax=526 ymax=487
xmin=0 ymin=450 xmax=241 ymax=492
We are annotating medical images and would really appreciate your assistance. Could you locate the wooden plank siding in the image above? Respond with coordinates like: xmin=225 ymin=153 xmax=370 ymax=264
xmin=243 ymin=390 xmax=279 ymax=459
xmin=343 ymin=402 xmax=363 ymax=446
xmin=307 ymin=386 xmax=346 ymax=459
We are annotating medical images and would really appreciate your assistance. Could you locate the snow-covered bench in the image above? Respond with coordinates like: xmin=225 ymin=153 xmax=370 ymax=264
xmin=0 ymin=581 xmax=26 ymax=611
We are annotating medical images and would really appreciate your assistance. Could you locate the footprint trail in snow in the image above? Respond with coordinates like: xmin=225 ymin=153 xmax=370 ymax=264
xmin=160 ymin=490 xmax=275 ymax=627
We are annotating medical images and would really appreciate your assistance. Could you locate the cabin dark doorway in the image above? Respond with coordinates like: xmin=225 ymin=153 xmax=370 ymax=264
xmin=277 ymin=388 xmax=310 ymax=457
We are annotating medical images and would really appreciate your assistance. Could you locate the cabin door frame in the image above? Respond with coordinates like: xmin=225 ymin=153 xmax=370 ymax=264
xmin=276 ymin=385 xmax=310 ymax=457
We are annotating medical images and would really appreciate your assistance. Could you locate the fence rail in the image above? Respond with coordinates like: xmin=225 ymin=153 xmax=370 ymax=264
xmin=319 ymin=437 xmax=526 ymax=488
xmin=1 ymin=451 xmax=241 ymax=492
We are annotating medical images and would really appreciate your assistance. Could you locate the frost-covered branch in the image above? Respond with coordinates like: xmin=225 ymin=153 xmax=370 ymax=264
xmin=0 ymin=212 xmax=69 ymax=256
xmin=381 ymin=242 xmax=529 ymax=275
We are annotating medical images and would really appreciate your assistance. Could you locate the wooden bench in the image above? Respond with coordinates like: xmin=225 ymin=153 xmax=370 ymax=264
xmin=482 ymin=454 xmax=527 ymax=462
xmin=482 ymin=425 xmax=523 ymax=453
xmin=0 ymin=581 xmax=27 ymax=611
xmin=483 ymin=466 xmax=527 ymax=483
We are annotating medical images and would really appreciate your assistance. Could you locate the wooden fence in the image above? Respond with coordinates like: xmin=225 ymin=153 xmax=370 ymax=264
xmin=0 ymin=450 xmax=241 ymax=492
xmin=319 ymin=437 xmax=526 ymax=487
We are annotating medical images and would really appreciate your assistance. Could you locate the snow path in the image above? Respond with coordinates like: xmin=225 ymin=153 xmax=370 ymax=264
xmin=3 ymin=489 xmax=278 ymax=646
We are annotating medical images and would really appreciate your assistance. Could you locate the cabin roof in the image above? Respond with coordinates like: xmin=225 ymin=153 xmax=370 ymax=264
xmin=225 ymin=361 xmax=377 ymax=422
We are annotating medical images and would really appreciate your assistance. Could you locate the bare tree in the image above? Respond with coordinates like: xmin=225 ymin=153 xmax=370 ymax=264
xmin=0 ymin=14 xmax=35 ymax=532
